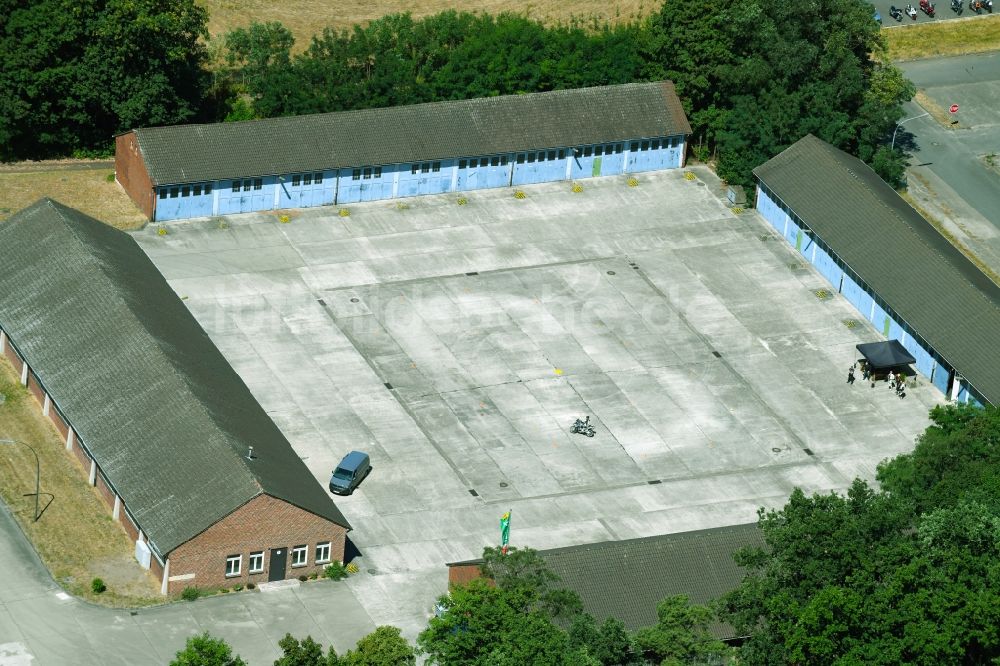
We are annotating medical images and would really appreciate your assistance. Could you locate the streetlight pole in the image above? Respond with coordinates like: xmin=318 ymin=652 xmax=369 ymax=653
xmin=891 ymin=112 xmax=930 ymax=152
xmin=0 ymin=438 xmax=41 ymax=522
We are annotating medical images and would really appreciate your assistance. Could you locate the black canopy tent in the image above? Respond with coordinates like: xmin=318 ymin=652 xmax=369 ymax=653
xmin=856 ymin=340 xmax=916 ymax=370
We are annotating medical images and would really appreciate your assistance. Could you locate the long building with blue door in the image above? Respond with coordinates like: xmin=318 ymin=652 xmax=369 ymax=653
xmin=115 ymin=82 xmax=691 ymax=222
xmin=754 ymin=134 xmax=1000 ymax=407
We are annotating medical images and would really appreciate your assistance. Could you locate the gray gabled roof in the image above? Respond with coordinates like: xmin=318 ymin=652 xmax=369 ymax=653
xmin=0 ymin=200 xmax=350 ymax=556
xmin=754 ymin=134 xmax=1000 ymax=406
xmin=449 ymin=524 xmax=763 ymax=639
xmin=133 ymin=81 xmax=692 ymax=186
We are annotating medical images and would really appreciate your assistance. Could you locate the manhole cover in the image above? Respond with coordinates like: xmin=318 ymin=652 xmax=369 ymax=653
xmin=350 ymin=297 xmax=359 ymax=303
xmin=499 ymin=482 xmax=508 ymax=488
xmin=772 ymin=447 xmax=782 ymax=453
xmin=367 ymin=569 xmax=377 ymax=575
xmin=607 ymin=270 xmax=616 ymax=275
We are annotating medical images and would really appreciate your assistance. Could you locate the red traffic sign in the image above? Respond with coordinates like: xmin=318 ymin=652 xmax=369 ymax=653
xmin=950 ymin=104 xmax=959 ymax=113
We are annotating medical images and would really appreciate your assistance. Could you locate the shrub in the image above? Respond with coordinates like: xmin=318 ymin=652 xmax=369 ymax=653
xmin=246 ymin=582 xmax=256 ymax=590
xmin=182 ymin=586 xmax=201 ymax=602
xmin=219 ymin=587 xmax=229 ymax=593
xmin=105 ymin=172 xmax=115 ymax=183
xmin=308 ymin=573 xmax=318 ymax=580
xmin=298 ymin=574 xmax=308 ymax=582
xmin=233 ymin=584 xmax=243 ymax=591
xmin=324 ymin=561 xmax=349 ymax=581
xmin=91 ymin=578 xmax=106 ymax=594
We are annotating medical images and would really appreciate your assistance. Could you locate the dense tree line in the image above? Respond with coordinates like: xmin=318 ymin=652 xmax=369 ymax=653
xmin=722 ymin=404 xmax=1000 ymax=664
xmin=0 ymin=0 xmax=210 ymax=160
xmin=2 ymin=0 xmax=913 ymax=189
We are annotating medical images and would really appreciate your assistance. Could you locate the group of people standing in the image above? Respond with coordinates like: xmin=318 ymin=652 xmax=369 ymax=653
xmin=847 ymin=361 xmax=907 ymax=398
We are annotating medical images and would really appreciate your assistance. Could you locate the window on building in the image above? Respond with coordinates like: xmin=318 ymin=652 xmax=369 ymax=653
xmin=651 ymin=139 xmax=661 ymax=150
xmin=225 ymin=554 xmax=241 ymax=577
xmin=181 ymin=186 xmax=190 ymax=197
xmin=205 ymin=183 xmax=212 ymax=195
xmin=352 ymin=169 xmax=361 ymax=181
xmin=557 ymin=150 xmax=565 ymax=160
xmin=640 ymin=140 xmax=650 ymax=151
xmin=303 ymin=174 xmax=312 ymax=186
xmin=193 ymin=184 xmax=202 ymax=196
xmin=292 ymin=175 xmax=301 ymax=186
xmin=537 ymin=152 xmax=545 ymax=162
xmin=421 ymin=163 xmax=430 ymax=174
xmin=470 ymin=158 xmax=478 ymax=168
xmin=375 ymin=166 xmax=382 ymax=178
xmin=249 ymin=551 xmax=264 ymax=574
xmin=411 ymin=164 xmax=418 ymax=175
xmin=490 ymin=156 xmax=499 ymax=167
xmin=630 ymin=141 xmax=639 ymax=152
xmin=315 ymin=173 xmax=323 ymax=184
xmin=291 ymin=545 xmax=308 ymax=567
xmin=595 ymin=145 xmax=603 ymax=157
xmin=170 ymin=187 xmax=179 ymax=198
xmin=527 ymin=153 xmax=536 ymax=163
xmin=615 ymin=144 xmax=623 ymax=154
xmin=432 ymin=162 xmax=441 ymax=172
xmin=500 ymin=155 xmax=508 ymax=166
xmin=243 ymin=180 xmax=251 ymax=192
xmin=315 ymin=542 xmax=331 ymax=564
xmin=159 ymin=190 xmax=167 ymax=199
xmin=516 ymin=154 xmax=525 ymax=164
xmin=583 ymin=146 xmax=593 ymax=158
xmin=546 ymin=150 xmax=555 ymax=161
xmin=363 ymin=167 xmax=372 ymax=179
xmin=253 ymin=178 xmax=263 ymax=190
xmin=232 ymin=181 xmax=240 ymax=192
xmin=459 ymin=159 xmax=467 ymax=169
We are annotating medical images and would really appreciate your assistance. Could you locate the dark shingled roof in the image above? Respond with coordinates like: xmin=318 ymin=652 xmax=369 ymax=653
xmin=133 ymin=81 xmax=692 ymax=186
xmin=449 ymin=524 xmax=763 ymax=640
xmin=754 ymin=134 xmax=1000 ymax=407
xmin=0 ymin=200 xmax=350 ymax=557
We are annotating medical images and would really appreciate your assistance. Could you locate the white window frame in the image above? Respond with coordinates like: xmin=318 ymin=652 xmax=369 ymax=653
xmin=291 ymin=545 xmax=308 ymax=568
xmin=315 ymin=542 xmax=332 ymax=564
xmin=225 ymin=554 xmax=241 ymax=577
xmin=249 ymin=551 xmax=264 ymax=574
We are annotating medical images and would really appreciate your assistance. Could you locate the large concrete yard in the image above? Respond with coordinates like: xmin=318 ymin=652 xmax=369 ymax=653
xmin=129 ymin=168 xmax=939 ymax=655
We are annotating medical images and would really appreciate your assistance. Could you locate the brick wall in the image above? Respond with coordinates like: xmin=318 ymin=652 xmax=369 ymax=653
xmin=26 ymin=370 xmax=44 ymax=403
xmin=3 ymin=336 xmax=23 ymax=373
xmin=165 ymin=494 xmax=348 ymax=594
xmin=49 ymin=406 xmax=69 ymax=439
xmin=115 ymin=132 xmax=155 ymax=220
xmin=448 ymin=563 xmax=486 ymax=587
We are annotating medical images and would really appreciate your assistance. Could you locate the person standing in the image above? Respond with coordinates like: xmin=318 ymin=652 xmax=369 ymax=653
xmin=847 ymin=365 xmax=856 ymax=385
xmin=887 ymin=370 xmax=895 ymax=388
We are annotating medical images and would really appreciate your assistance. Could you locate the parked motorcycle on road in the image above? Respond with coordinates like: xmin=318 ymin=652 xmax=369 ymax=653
xmin=970 ymin=0 xmax=985 ymax=13
xmin=906 ymin=3 xmax=919 ymax=18
xmin=951 ymin=0 xmax=963 ymax=13
xmin=891 ymin=4 xmax=905 ymax=19
xmin=920 ymin=0 xmax=936 ymax=15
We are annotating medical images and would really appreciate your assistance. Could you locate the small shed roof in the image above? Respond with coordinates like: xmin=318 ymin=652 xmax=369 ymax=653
xmin=0 ymin=200 xmax=350 ymax=557
xmin=448 ymin=524 xmax=763 ymax=640
xmin=754 ymin=135 xmax=1000 ymax=406
xmin=132 ymin=81 xmax=692 ymax=186
xmin=856 ymin=340 xmax=916 ymax=370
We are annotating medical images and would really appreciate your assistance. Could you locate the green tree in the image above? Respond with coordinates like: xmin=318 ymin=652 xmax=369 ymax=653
xmin=568 ymin=614 xmax=639 ymax=665
xmin=224 ymin=21 xmax=294 ymax=91
xmin=340 ymin=626 xmax=415 ymax=666
xmin=0 ymin=0 xmax=209 ymax=160
xmin=479 ymin=545 xmax=584 ymax=620
xmin=274 ymin=633 xmax=338 ymax=666
xmin=417 ymin=578 xmax=594 ymax=665
xmin=631 ymin=596 xmax=727 ymax=665
xmin=170 ymin=632 xmax=246 ymax=666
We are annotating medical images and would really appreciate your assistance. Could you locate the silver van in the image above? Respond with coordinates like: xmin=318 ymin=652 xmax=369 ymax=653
xmin=329 ymin=451 xmax=371 ymax=495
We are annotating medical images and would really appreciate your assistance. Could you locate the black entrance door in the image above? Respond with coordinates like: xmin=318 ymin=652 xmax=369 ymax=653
xmin=268 ymin=548 xmax=287 ymax=582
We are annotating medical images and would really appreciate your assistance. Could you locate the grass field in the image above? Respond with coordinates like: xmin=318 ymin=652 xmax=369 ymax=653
xmin=885 ymin=13 xmax=1000 ymax=60
xmin=0 ymin=164 xmax=147 ymax=230
xmin=199 ymin=0 xmax=652 ymax=44
xmin=0 ymin=359 xmax=162 ymax=606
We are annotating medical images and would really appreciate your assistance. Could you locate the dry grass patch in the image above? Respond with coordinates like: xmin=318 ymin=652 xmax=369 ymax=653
xmin=0 ymin=359 xmax=161 ymax=607
xmin=913 ymin=89 xmax=963 ymax=128
xmin=884 ymin=14 xmax=1000 ymax=61
xmin=199 ymin=0 xmax=651 ymax=45
xmin=0 ymin=164 xmax=146 ymax=230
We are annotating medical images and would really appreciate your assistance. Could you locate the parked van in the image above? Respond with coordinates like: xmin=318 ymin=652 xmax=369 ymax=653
xmin=329 ymin=451 xmax=370 ymax=495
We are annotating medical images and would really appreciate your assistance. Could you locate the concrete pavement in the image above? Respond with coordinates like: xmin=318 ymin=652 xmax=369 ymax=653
xmin=0 ymin=169 xmax=941 ymax=665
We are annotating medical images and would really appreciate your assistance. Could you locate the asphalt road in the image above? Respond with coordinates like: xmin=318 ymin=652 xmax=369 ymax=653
xmin=876 ymin=0 xmax=991 ymax=24
xmin=897 ymin=52 xmax=1000 ymax=265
